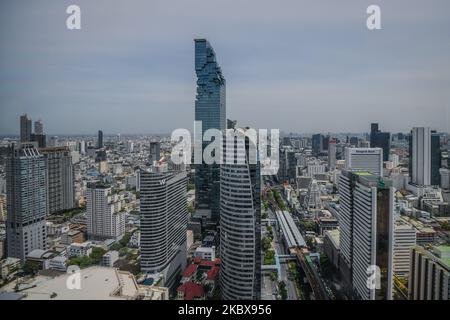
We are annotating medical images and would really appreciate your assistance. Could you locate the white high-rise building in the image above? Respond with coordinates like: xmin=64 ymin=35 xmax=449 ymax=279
xmin=345 ymin=148 xmax=383 ymax=176
xmin=220 ymin=128 xmax=261 ymax=300
xmin=79 ymin=140 xmax=86 ymax=155
xmin=393 ymin=219 xmax=416 ymax=278
xmin=127 ymin=141 xmax=134 ymax=153
xmin=6 ymin=145 xmax=47 ymax=260
xmin=86 ymin=183 xmax=125 ymax=241
xmin=411 ymin=127 xmax=431 ymax=186
xmin=409 ymin=245 xmax=450 ymax=300
xmin=139 ymin=164 xmax=188 ymax=289
xmin=328 ymin=139 xmax=337 ymax=171
xmin=339 ymin=170 xmax=395 ymax=300
xmin=439 ymin=168 xmax=450 ymax=190
xmin=40 ymin=147 xmax=75 ymax=215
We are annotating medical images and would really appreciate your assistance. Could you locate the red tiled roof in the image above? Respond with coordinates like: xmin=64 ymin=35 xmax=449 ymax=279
xmin=183 ymin=264 xmax=198 ymax=277
xmin=177 ymin=281 xmax=204 ymax=300
xmin=199 ymin=258 xmax=221 ymax=267
xmin=206 ymin=266 xmax=219 ymax=280
xmin=193 ymin=257 xmax=202 ymax=264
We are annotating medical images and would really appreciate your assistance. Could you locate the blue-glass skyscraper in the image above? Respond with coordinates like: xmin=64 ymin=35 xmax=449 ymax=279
xmin=194 ymin=39 xmax=226 ymax=222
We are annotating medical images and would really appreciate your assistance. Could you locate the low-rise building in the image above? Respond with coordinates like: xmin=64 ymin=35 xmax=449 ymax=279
xmin=0 ymin=257 xmax=21 ymax=280
xmin=102 ymin=250 xmax=119 ymax=267
xmin=194 ymin=246 xmax=216 ymax=261
xmin=67 ymin=241 xmax=92 ymax=257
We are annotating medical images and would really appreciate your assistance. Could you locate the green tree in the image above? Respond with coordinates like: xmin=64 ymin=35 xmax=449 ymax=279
xmin=89 ymin=247 xmax=107 ymax=264
xmin=23 ymin=261 xmax=40 ymax=276
xmin=119 ymin=232 xmax=132 ymax=247
xmin=278 ymin=281 xmax=288 ymax=300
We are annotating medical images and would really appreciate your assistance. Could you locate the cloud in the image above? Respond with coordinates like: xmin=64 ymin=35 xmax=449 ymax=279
xmin=1 ymin=0 xmax=449 ymax=134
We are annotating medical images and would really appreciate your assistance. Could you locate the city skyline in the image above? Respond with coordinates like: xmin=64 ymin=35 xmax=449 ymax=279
xmin=1 ymin=1 xmax=450 ymax=305
xmin=1 ymin=0 xmax=450 ymax=135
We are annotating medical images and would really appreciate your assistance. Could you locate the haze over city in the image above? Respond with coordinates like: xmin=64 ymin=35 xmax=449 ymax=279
xmin=1 ymin=0 xmax=450 ymax=135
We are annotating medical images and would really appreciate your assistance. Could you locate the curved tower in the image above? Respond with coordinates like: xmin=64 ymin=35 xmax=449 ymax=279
xmin=220 ymin=129 xmax=261 ymax=299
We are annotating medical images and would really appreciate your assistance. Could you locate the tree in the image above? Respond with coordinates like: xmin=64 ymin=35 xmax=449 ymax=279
xmin=270 ymin=272 xmax=277 ymax=282
xmin=67 ymin=255 xmax=92 ymax=269
xmin=23 ymin=261 xmax=40 ymax=276
xmin=119 ymin=232 xmax=132 ymax=247
xmin=267 ymin=226 xmax=273 ymax=237
xmin=262 ymin=237 xmax=272 ymax=252
xmin=110 ymin=242 xmax=123 ymax=251
xmin=278 ymin=281 xmax=288 ymax=300
xmin=89 ymin=247 xmax=107 ymax=264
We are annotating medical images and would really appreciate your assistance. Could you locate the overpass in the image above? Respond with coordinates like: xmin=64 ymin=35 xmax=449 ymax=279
xmin=274 ymin=209 xmax=330 ymax=300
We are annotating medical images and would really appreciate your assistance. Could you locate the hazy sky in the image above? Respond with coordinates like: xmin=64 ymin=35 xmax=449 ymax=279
xmin=1 ymin=0 xmax=450 ymax=135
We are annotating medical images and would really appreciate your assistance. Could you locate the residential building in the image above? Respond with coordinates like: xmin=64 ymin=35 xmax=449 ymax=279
xmin=20 ymin=114 xmax=32 ymax=143
xmin=86 ymin=182 xmax=125 ymax=241
xmin=139 ymin=163 xmax=188 ymax=289
xmin=40 ymin=147 xmax=75 ymax=214
xmin=6 ymin=144 xmax=47 ymax=260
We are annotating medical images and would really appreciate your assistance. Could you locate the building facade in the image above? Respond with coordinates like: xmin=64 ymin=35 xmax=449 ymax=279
xmin=40 ymin=147 xmax=75 ymax=214
xmin=408 ymin=245 xmax=450 ymax=300
xmin=6 ymin=145 xmax=47 ymax=260
xmin=86 ymin=183 xmax=125 ymax=241
xmin=139 ymin=164 xmax=188 ymax=289
xmin=339 ymin=171 xmax=395 ymax=300
xmin=194 ymin=39 xmax=226 ymax=222
xmin=345 ymin=148 xmax=383 ymax=176
xmin=220 ymin=128 xmax=261 ymax=300
xmin=410 ymin=127 xmax=431 ymax=186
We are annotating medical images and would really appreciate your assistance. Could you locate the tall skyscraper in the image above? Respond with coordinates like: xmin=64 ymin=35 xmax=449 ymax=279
xmin=345 ymin=148 xmax=383 ymax=176
xmin=86 ymin=182 xmax=125 ymax=241
xmin=79 ymin=140 xmax=86 ymax=155
xmin=408 ymin=245 xmax=450 ymax=300
xmin=139 ymin=163 xmax=188 ymax=289
xmin=97 ymin=130 xmax=103 ymax=149
xmin=20 ymin=114 xmax=32 ymax=143
xmin=370 ymin=123 xmax=390 ymax=162
xmin=410 ymin=127 xmax=431 ymax=186
xmin=328 ymin=138 xmax=337 ymax=171
xmin=220 ymin=128 xmax=261 ymax=300
xmin=34 ymin=120 xmax=43 ymax=135
xmin=312 ymin=134 xmax=323 ymax=156
xmin=194 ymin=39 xmax=226 ymax=222
xmin=40 ymin=147 xmax=75 ymax=215
xmin=338 ymin=171 xmax=395 ymax=300
xmin=31 ymin=119 xmax=46 ymax=148
xmin=6 ymin=144 xmax=47 ymax=260
xmin=431 ymin=131 xmax=441 ymax=186
xmin=149 ymin=141 xmax=161 ymax=164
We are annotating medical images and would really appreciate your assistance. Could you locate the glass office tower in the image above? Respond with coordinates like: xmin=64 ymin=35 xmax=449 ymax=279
xmin=194 ymin=39 xmax=226 ymax=222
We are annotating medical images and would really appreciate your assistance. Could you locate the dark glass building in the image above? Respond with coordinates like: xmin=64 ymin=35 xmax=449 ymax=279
xmin=431 ymin=131 xmax=441 ymax=186
xmin=312 ymin=134 xmax=323 ymax=156
xmin=194 ymin=39 xmax=226 ymax=222
xmin=97 ymin=130 xmax=103 ymax=149
xmin=370 ymin=123 xmax=390 ymax=161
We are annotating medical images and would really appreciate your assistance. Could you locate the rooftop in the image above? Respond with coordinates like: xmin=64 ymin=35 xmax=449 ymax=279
xmin=0 ymin=267 xmax=138 ymax=300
